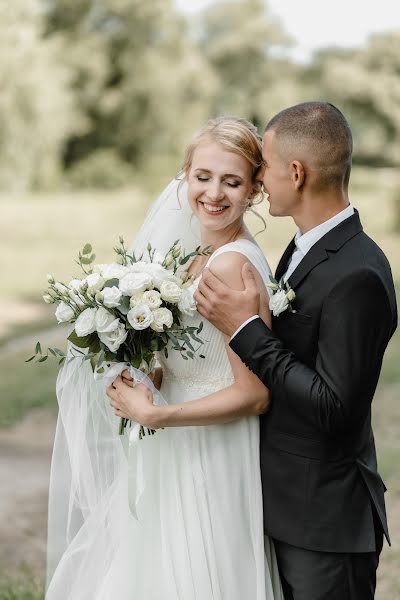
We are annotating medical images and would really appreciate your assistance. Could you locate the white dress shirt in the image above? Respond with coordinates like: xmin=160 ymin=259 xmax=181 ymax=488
xmin=230 ymin=203 xmax=355 ymax=340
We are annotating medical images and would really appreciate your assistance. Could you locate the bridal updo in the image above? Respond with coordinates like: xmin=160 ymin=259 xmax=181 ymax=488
xmin=181 ymin=116 xmax=264 ymax=208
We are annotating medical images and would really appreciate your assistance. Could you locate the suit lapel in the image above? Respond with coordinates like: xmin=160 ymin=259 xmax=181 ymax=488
xmin=286 ymin=210 xmax=363 ymax=290
xmin=275 ymin=237 xmax=296 ymax=281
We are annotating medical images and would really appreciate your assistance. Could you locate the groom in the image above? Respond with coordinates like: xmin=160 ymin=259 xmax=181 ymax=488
xmin=195 ymin=102 xmax=397 ymax=599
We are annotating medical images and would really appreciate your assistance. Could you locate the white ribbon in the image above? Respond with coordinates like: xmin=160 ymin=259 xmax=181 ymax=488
xmin=99 ymin=362 xmax=166 ymax=520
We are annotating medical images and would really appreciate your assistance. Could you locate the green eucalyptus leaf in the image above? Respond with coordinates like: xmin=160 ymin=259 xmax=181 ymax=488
xmin=25 ymin=355 xmax=36 ymax=363
xmin=131 ymin=354 xmax=142 ymax=369
xmin=82 ymin=243 xmax=92 ymax=255
xmin=38 ymin=355 xmax=48 ymax=362
xmin=68 ymin=330 xmax=97 ymax=349
xmin=103 ymin=278 xmax=120 ymax=288
xmin=35 ymin=341 xmax=41 ymax=354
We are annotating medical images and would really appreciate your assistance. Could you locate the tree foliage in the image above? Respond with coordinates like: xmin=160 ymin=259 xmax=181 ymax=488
xmin=0 ymin=0 xmax=81 ymax=191
xmin=0 ymin=1 xmax=398 ymax=191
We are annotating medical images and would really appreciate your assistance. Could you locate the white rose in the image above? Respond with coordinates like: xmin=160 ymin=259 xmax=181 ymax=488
xmin=150 ymin=307 xmax=174 ymax=332
xmin=102 ymin=286 xmax=122 ymax=308
xmin=269 ymin=290 xmax=289 ymax=317
xmin=130 ymin=262 xmax=180 ymax=288
xmin=75 ymin=307 xmax=97 ymax=337
xmin=177 ymin=286 xmax=197 ymax=316
xmin=99 ymin=323 xmax=128 ymax=353
xmin=127 ymin=303 xmax=154 ymax=330
xmin=142 ymin=290 xmax=162 ymax=309
xmin=84 ymin=272 xmax=105 ymax=292
xmin=119 ymin=272 xmax=153 ymax=296
xmin=129 ymin=293 xmax=144 ymax=308
xmin=99 ymin=263 xmax=129 ymax=280
xmin=95 ymin=306 xmax=120 ymax=333
xmin=160 ymin=280 xmax=183 ymax=304
xmin=55 ymin=301 xmax=75 ymax=323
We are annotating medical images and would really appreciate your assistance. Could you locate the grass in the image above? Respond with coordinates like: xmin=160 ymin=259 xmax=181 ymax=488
xmin=0 ymin=575 xmax=43 ymax=600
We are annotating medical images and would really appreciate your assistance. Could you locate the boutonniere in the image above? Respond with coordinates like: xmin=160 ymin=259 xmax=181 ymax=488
xmin=267 ymin=276 xmax=296 ymax=317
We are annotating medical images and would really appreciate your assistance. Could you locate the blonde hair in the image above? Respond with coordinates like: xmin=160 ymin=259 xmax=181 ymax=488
xmin=180 ymin=116 xmax=266 ymax=231
xmin=182 ymin=116 xmax=263 ymax=180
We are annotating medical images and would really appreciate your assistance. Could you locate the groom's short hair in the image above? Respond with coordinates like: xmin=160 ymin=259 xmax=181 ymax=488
xmin=265 ymin=102 xmax=353 ymax=189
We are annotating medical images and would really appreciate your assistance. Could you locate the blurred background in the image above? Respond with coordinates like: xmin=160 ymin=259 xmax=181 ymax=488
xmin=0 ymin=0 xmax=399 ymax=597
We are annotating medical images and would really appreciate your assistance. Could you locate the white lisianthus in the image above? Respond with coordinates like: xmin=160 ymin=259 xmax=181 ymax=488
xmin=142 ymin=290 xmax=162 ymax=309
xmin=269 ymin=289 xmax=289 ymax=317
xmin=150 ymin=307 xmax=173 ymax=332
xmin=286 ymin=288 xmax=296 ymax=303
xmin=55 ymin=301 xmax=75 ymax=323
xmin=178 ymin=286 xmax=197 ymax=316
xmin=160 ymin=280 xmax=183 ymax=304
xmin=68 ymin=288 xmax=85 ymax=307
xmin=128 ymin=261 xmax=153 ymax=274
xmin=102 ymin=286 xmax=122 ymax=308
xmin=127 ymin=303 xmax=154 ymax=330
xmin=95 ymin=306 xmax=120 ymax=333
xmin=98 ymin=263 xmax=129 ymax=280
xmin=54 ymin=282 xmax=68 ymax=294
xmin=84 ymin=272 xmax=105 ymax=292
xmin=130 ymin=293 xmax=144 ymax=308
xmin=69 ymin=278 xmax=83 ymax=292
xmin=75 ymin=307 xmax=97 ymax=337
xmin=99 ymin=323 xmax=128 ymax=352
xmin=43 ymin=294 xmax=54 ymax=304
xmin=119 ymin=272 xmax=153 ymax=296
xmin=130 ymin=262 xmax=180 ymax=288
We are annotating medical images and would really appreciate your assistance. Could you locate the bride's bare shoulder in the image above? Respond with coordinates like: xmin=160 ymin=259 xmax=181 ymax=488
xmin=208 ymin=249 xmax=257 ymax=292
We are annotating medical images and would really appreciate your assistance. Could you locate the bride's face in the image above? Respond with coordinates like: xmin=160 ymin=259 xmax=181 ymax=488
xmin=187 ymin=140 xmax=255 ymax=233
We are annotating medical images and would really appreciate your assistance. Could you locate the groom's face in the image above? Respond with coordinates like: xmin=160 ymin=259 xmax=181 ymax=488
xmin=258 ymin=130 xmax=297 ymax=217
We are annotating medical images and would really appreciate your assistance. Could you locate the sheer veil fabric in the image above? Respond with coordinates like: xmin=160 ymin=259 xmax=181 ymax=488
xmin=45 ymin=178 xmax=283 ymax=599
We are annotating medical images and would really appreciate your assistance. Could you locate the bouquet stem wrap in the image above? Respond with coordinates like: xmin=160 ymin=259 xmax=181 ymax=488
xmin=100 ymin=362 xmax=166 ymax=519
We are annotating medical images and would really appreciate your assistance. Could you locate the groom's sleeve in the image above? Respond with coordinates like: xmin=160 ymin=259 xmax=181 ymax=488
xmin=229 ymin=269 xmax=395 ymax=434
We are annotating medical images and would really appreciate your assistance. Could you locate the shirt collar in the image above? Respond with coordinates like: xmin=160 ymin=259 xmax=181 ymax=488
xmin=295 ymin=203 xmax=354 ymax=256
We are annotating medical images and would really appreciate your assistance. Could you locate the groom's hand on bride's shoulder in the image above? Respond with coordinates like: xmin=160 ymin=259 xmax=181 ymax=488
xmin=194 ymin=262 xmax=260 ymax=337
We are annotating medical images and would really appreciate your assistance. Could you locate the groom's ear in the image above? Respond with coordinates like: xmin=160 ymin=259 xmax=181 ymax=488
xmin=290 ymin=160 xmax=305 ymax=190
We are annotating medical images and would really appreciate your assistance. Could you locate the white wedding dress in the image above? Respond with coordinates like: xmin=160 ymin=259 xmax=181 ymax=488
xmin=46 ymin=238 xmax=283 ymax=600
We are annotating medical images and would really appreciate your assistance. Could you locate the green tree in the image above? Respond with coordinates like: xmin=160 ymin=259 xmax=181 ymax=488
xmin=198 ymin=0 xmax=303 ymax=129
xmin=0 ymin=0 xmax=80 ymax=191
xmin=45 ymin=0 xmax=216 ymax=182
xmin=307 ymin=32 xmax=400 ymax=166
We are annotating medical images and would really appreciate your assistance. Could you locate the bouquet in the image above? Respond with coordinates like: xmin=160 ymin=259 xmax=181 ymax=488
xmin=27 ymin=237 xmax=210 ymax=436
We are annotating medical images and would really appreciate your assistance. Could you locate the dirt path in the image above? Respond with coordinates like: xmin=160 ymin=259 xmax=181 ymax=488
xmin=0 ymin=409 xmax=56 ymax=577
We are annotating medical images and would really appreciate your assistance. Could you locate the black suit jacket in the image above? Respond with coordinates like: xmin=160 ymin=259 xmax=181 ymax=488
xmin=230 ymin=211 xmax=397 ymax=553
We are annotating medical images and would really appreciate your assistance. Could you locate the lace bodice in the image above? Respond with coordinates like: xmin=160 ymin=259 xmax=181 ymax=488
xmin=157 ymin=239 xmax=272 ymax=395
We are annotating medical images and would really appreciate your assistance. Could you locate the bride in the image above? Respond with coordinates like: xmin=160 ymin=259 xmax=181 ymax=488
xmin=46 ymin=116 xmax=283 ymax=599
